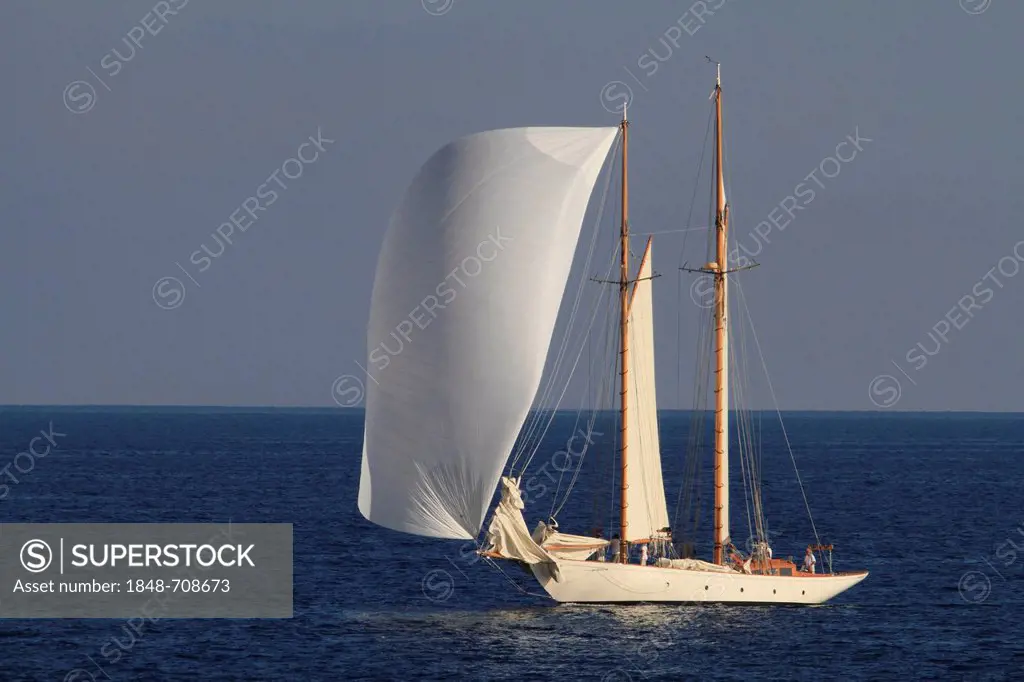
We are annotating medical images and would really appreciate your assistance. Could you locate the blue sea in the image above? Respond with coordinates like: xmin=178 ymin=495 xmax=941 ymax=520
xmin=0 ymin=408 xmax=1021 ymax=681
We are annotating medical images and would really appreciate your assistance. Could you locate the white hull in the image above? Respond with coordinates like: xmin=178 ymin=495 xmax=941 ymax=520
xmin=531 ymin=559 xmax=867 ymax=605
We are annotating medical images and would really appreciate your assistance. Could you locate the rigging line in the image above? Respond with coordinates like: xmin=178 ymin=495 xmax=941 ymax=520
xmin=677 ymin=106 xmax=716 ymax=269
xmin=735 ymin=302 xmax=763 ymax=543
xmin=512 ymin=134 xmax=619 ymax=468
xmin=552 ymin=244 xmax=623 ymax=512
xmin=584 ymin=304 xmax=610 ymax=531
xmin=729 ymin=318 xmax=756 ymax=550
xmin=735 ymin=278 xmax=767 ymax=547
xmin=634 ymin=227 xmax=710 ymax=236
xmin=511 ymin=249 xmax=608 ymax=476
xmin=732 ymin=301 xmax=751 ymax=510
xmin=676 ymin=275 xmax=711 ymax=542
xmin=728 ymin=253 xmax=765 ymax=548
xmin=525 ymin=144 xmax=618 ymax=458
xmin=520 ymin=282 xmax=614 ymax=489
xmin=588 ymin=294 xmax=618 ymax=527
xmin=733 ymin=277 xmax=822 ymax=548
xmin=719 ymin=108 xmax=769 ymax=550
xmin=671 ymin=107 xmax=714 ymax=552
xmin=676 ymin=106 xmax=714 ymax=416
xmin=510 ymin=137 xmax=620 ymax=472
xmin=672 ymin=292 xmax=711 ymax=541
xmin=550 ymin=356 xmax=614 ymax=521
xmin=549 ymin=298 xmax=615 ymax=519
xmin=519 ymin=244 xmax=620 ymax=478
xmin=578 ymin=313 xmax=607 ymax=531
xmin=606 ymin=337 xmax=621 ymax=541
xmin=480 ymin=556 xmax=551 ymax=599
xmin=551 ymin=303 xmax=606 ymax=521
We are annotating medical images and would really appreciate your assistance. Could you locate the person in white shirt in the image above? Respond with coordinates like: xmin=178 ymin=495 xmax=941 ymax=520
xmin=609 ymin=534 xmax=621 ymax=563
xmin=639 ymin=543 xmax=649 ymax=566
xmin=803 ymin=546 xmax=817 ymax=573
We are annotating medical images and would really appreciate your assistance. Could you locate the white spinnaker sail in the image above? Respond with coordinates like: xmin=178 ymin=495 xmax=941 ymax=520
xmin=624 ymin=238 xmax=670 ymax=542
xmin=358 ymin=126 xmax=619 ymax=539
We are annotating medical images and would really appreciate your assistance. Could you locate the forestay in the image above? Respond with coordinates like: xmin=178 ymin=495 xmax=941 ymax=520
xmin=359 ymin=126 xmax=619 ymax=539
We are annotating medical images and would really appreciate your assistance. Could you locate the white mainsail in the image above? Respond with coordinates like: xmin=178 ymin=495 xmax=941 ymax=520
xmin=358 ymin=126 xmax=619 ymax=539
xmin=623 ymin=238 xmax=670 ymax=541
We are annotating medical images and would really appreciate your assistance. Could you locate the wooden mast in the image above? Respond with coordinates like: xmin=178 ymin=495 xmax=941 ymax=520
xmin=712 ymin=62 xmax=731 ymax=565
xmin=618 ymin=105 xmax=630 ymax=562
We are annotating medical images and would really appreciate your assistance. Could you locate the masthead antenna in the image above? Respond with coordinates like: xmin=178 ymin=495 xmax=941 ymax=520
xmin=705 ymin=55 xmax=721 ymax=95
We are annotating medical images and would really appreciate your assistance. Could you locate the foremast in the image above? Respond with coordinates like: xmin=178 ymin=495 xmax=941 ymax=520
xmin=711 ymin=63 xmax=731 ymax=565
xmin=618 ymin=106 xmax=630 ymax=563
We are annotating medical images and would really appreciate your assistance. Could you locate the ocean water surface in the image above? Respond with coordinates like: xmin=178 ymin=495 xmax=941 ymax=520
xmin=0 ymin=408 xmax=1021 ymax=680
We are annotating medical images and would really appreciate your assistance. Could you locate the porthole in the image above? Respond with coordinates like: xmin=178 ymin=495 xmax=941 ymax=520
xmin=801 ymin=590 xmax=805 ymax=595
xmin=740 ymin=588 xmax=744 ymax=592
xmin=704 ymin=585 xmax=709 ymax=590
xmin=773 ymin=589 xmax=776 ymax=594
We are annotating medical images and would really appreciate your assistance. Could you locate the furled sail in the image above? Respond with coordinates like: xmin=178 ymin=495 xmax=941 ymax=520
xmin=358 ymin=126 xmax=619 ymax=539
xmin=532 ymin=523 xmax=609 ymax=562
xmin=484 ymin=477 xmax=561 ymax=581
xmin=623 ymin=238 xmax=670 ymax=542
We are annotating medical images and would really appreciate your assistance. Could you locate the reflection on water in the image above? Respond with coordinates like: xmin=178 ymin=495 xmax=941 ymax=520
xmin=3 ymin=410 xmax=1021 ymax=680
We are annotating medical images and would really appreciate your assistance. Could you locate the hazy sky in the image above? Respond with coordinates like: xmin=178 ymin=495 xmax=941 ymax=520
xmin=2 ymin=0 xmax=1021 ymax=411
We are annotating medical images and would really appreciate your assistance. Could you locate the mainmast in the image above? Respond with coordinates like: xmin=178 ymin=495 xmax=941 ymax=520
xmin=618 ymin=104 xmax=630 ymax=562
xmin=711 ymin=62 xmax=731 ymax=564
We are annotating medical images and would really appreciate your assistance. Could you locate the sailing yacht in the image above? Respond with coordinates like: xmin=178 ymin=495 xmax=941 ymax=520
xmin=358 ymin=65 xmax=867 ymax=604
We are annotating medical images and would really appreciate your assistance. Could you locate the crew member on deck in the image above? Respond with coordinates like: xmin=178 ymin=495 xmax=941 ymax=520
xmin=591 ymin=529 xmax=605 ymax=562
xmin=639 ymin=542 xmax=649 ymax=566
xmin=754 ymin=540 xmax=773 ymax=562
xmin=609 ymin=534 xmax=621 ymax=563
xmin=803 ymin=546 xmax=817 ymax=573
